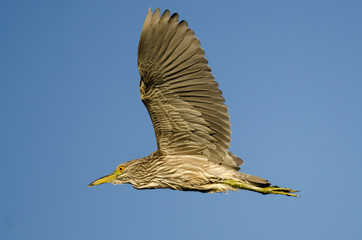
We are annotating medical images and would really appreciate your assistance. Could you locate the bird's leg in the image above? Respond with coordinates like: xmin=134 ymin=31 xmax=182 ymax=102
xmin=224 ymin=179 xmax=300 ymax=197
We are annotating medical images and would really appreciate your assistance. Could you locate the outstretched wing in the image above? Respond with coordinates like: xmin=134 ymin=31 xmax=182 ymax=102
xmin=137 ymin=8 xmax=239 ymax=169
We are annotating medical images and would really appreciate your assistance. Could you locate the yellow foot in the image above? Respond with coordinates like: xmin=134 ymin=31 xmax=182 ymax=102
xmin=224 ymin=179 xmax=300 ymax=197
xmin=262 ymin=185 xmax=300 ymax=197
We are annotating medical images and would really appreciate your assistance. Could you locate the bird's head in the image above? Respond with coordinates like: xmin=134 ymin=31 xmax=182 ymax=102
xmin=88 ymin=163 xmax=130 ymax=187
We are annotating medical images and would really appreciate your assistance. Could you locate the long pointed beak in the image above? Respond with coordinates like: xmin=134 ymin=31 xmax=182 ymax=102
xmin=88 ymin=173 xmax=116 ymax=187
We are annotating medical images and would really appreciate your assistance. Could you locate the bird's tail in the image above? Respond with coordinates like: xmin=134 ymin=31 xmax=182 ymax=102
xmin=239 ymin=172 xmax=271 ymax=188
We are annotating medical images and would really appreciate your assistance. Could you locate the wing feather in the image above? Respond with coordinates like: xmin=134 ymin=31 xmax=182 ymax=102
xmin=137 ymin=8 xmax=240 ymax=169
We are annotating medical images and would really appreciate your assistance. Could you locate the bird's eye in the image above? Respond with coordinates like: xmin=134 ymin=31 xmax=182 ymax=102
xmin=119 ymin=166 xmax=124 ymax=172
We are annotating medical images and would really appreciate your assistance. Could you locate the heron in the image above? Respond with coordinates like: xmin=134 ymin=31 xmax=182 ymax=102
xmin=88 ymin=8 xmax=299 ymax=197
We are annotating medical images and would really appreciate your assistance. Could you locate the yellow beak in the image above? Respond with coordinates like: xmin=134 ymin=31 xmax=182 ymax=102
xmin=88 ymin=173 xmax=116 ymax=187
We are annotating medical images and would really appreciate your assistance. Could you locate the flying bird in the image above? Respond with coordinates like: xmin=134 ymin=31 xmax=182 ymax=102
xmin=88 ymin=8 xmax=299 ymax=197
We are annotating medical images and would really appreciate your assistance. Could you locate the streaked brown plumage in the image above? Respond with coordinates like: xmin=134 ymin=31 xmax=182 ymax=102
xmin=88 ymin=8 xmax=299 ymax=197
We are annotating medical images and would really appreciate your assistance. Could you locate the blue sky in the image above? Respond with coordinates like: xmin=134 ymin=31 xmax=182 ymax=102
xmin=1 ymin=0 xmax=362 ymax=239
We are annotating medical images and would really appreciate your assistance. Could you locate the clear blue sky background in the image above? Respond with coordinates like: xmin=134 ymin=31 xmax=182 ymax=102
xmin=1 ymin=1 xmax=361 ymax=239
